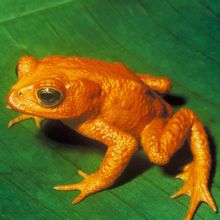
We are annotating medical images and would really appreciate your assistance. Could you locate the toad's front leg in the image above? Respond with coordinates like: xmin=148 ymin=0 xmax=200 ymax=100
xmin=7 ymin=113 xmax=44 ymax=128
xmin=54 ymin=119 xmax=138 ymax=204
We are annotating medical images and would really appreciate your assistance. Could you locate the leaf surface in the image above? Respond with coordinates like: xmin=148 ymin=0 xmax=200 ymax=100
xmin=0 ymin=1 xmax=219 ymax=219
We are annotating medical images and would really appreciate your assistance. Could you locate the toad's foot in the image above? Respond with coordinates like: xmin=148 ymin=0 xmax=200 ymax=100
xmin=8 ymin=114 xmax=44 ymax=128
xmin=54 ymin=170 xmax=109 ymax=204
xmin=171 ymin=163 xmax=217 ymax=220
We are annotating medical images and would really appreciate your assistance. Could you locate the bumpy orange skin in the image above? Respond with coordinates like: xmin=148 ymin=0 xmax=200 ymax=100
xmin=6 ymin=56 xmax=217 ymax=220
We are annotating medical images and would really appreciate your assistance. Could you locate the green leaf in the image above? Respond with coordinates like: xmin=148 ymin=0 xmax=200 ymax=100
xmin=0 ymin=0 xmax=219 ymax=219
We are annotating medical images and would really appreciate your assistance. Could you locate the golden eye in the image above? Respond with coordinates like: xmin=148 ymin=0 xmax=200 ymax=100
xmin=37 ymin=88 xmax=63 ymax=107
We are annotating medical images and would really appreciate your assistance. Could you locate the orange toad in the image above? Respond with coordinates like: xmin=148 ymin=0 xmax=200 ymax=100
xmin=6 ymin=56 xmax=217 ymax=220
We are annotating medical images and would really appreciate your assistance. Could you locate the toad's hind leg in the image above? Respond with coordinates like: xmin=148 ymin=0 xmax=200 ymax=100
xmin=140 ymin=108 xmax=217 ymax=220
xmin=136 ymin=73 xmax=172 ymax=94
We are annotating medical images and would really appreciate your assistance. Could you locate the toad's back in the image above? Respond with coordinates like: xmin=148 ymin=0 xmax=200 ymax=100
xmin=40 ymin=56 xmax=143 ymax=83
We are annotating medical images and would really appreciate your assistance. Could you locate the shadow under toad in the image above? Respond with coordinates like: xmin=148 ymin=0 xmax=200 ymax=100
xmin=39 ymin=120 xmax=152 ymax=187
xmin=163 ymin=94 xmax=186 ymax=106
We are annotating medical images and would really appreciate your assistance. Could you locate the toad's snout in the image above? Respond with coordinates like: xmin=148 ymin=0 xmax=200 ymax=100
xmin=6 ymin=89 xmax=24 ymax=111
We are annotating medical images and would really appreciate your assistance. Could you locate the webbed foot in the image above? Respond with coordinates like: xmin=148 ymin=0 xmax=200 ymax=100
xmin=171 ymin=163 xmax=217 ymax=220
xmin=54 ymin=170 xmax=108 ymax=204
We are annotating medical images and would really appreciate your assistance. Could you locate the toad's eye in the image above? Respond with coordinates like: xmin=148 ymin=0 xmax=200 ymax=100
xmin=37 ymin=88 xmax=63 ymax=107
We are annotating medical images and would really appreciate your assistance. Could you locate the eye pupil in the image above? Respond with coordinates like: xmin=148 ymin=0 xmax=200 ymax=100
xmin=41 ymin=92 xmax=54 ymax=102
xmin=37 ymin=88 xmax=62 ymax=107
